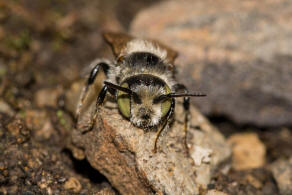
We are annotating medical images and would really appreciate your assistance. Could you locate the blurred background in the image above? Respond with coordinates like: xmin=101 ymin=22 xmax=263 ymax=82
xmin=0 ymin=0 xmax=291 ymax=194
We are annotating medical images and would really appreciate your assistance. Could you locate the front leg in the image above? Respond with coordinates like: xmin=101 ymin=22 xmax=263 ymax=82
xmin=76 ymin=62 xmax=109 ymax=120
xmin=83 ymin=85 xmax=108 ymax=134
xmin=153 ymin=99 xmax=175 ymax=153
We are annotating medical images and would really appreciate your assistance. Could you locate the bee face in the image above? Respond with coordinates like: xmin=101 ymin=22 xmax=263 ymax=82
xmin=117 ymin=75 xmax=172 ymax=129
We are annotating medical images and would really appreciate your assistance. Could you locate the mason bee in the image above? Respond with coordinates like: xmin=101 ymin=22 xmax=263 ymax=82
xmin=76 ymin=32 xmax=205 ymax=153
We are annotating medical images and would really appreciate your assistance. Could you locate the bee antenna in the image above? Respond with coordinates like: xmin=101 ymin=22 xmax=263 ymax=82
xmin=167 ymin=93 xmax=207 ymax=98
xmin=104 ymin=81 xmax=141 ymax=103
xmin=153 ymin=92 xmax=206 ymax=103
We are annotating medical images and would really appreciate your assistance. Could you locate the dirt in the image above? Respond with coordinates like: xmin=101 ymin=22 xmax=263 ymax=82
xmin=208 ymin=117 xmax=292 ymax=195
xmin=0 ymin=0 xmax=290 ymax=194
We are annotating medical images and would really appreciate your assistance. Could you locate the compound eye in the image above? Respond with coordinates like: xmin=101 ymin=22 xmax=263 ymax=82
xmin=161 ymin=84 xmax=172 ymax=117
xmin=161 ymin=99 xmax=171 ymax=117
xmin=117 ymin=83 xmax=131 ymax=118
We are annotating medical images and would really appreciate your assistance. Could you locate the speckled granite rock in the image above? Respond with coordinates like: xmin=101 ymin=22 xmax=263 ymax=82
xmin=130 ymin=0 xmax=292 ymax=127
xmin=70 ymin=82 xmax=231 ymax=195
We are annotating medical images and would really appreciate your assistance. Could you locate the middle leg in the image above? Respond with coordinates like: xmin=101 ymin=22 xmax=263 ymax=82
xmin=173 ymin=84 xmax=191 ymax=156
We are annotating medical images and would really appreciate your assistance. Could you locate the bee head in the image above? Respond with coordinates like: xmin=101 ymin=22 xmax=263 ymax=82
xmin=116 ymin=80 xmax=172 ymax=129
xmin=104 ymin=75 xmax=206 ymax=129
xmin=130 ymin=84 xmax=172 ymax=128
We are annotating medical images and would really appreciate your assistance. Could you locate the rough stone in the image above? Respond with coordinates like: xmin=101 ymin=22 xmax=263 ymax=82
xmin=63 ymin=177 xmax=82 ymax=193
xmin=270 ymin=157 xmax=292 ymax=195
xmin=71 ymin=87 xmax=231 ymax=194
xmin=130 ymin=0 xmax=292 ymax=127
xmin=34 ymin=87 xmax=63 ymax=108
xmin=227 ymin=133 xmax=266 ymax=170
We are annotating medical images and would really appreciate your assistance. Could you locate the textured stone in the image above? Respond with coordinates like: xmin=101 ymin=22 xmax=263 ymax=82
xmin=70 ymin=84 xmax=231 ymax=195
xmin=130 ymin=0 xmax=292 ymax=127
xmin=227 ymin=133 xmax=266 ymax=170
xmin=34 ymin=87 xmax=63 ymax=108
xmin=63 ymin=177 xmax=82 ymax=193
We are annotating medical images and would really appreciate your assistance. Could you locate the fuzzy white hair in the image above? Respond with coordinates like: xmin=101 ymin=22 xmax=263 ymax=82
xmin=123 ymin=39 xmax=167 ymax=61
xmin=130 ymin=105 xmax=162 ymax=128
xmin=129 ymin=84 xmax=165 ymax=128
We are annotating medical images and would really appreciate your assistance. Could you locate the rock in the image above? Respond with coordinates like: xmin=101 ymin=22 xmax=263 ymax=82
xmin=24 ymin=109 xmax=60 ymax=141
xmin=130 ymin=0 xmax=292 ymax=127
xmin=270 ymin=157 xmax=292 ymax=195
xmin=25 ymin=109 xmax=49 ymax=131
xmin=64 ymin=177 xmax=82 ymax=193
xmin=34 ymin=87 xmax=63 ymax=108
xmin=227 ymin=133 xmax=266 ymax=170
xmin=6 ymin=118 xmax=30 ymax=143
xmin=71 ymin=95 xmax=231 ymax=194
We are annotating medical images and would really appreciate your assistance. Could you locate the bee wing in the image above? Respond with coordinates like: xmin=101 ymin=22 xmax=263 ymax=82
xmin=103 ymin=32 xmax=178 ymax=64
xmin=103 ymin=32 xmax=133 ymax=58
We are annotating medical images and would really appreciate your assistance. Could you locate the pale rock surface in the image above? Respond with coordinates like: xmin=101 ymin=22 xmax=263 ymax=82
xmin=130 ymin=0 xmax=292 ymax=127
xmin=69 ymin=82 xmax=231 ymax=195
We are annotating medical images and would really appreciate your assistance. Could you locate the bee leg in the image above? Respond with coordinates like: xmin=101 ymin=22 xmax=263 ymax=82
xmin=173 ymin=84 xmax=191 ymax=157
xmin=76 ymin=62 xmax=109 ymax=120
xmin=153 ymin=99 xmax=175 ymax=153
xmin=83 ymin=85 xmax=109 ymax=133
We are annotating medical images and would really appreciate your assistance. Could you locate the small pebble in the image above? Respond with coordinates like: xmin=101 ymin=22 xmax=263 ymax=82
xmin=64 ymin=177 xmax=82 ymax=193
xmin=227 ymin=133 xmax=266 ymax=170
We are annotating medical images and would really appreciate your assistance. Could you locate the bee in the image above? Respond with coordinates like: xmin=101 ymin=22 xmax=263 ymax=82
xmin=76 ymin=32 xmax=206 ymax=153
